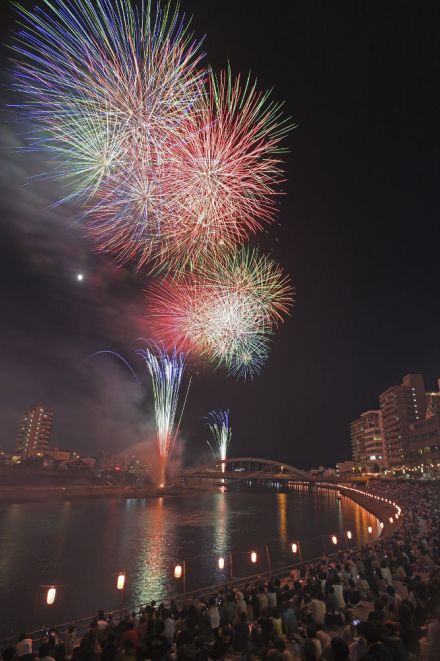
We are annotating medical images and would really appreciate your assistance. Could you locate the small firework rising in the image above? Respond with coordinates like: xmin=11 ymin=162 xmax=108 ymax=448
xmin=138 ymin=343 xmax=188 ymax=485
xmin=206 ymin=410 xmax=232 ymax=470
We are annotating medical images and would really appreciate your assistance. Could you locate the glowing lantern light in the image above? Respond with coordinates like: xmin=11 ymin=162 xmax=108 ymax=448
xmin=46 ymin=587 xmax=56 ymax=605
xmin=291 ymin=543 xmax=298 ymax=554
xmin=331 ymin=535 xmax=338 ymax=545
xmin=380 ymin=522 xmax=384 ymax=528
xmin=117 ymin=573 xmax=125 ymax=590
xmin=346 ymin=531 xmax=352 ymax=540
xmin=368 ymin=526 xmax=373 ymax=534
xmin=174 ymin=564 xmax=183 ymax=579
xmin=389 ymin=517 xmax=394 ymax=524
xmin=218 ymin=557 xmax=225 ymax=570
xmin=251 ymin=551 xmax=257 ymax=563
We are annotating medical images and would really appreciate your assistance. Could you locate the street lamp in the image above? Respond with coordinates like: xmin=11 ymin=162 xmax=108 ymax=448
xmin=251 ymin=551 xmax=257 ymax=563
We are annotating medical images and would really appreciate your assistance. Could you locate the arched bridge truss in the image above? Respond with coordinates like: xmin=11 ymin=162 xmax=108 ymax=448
xmin=180 ymin=457 xmax=312 ymax=484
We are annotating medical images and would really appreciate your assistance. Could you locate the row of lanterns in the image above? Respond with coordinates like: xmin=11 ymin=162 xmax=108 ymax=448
xmin=331 ymin=483 xmax=402 ymax=524
xmin=44 ymin=488 xmax=402 ymax=606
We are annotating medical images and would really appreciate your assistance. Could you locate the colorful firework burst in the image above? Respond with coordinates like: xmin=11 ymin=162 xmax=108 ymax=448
xmin=206 ymin=410 xmax=231 ymax=470
xmin=152 ymin=68 xmax=294 ymax=272
xmin=12 ymin=0 xmax=205 ymax=267
xmin=148 ymin=247 xmax=294 ymax=378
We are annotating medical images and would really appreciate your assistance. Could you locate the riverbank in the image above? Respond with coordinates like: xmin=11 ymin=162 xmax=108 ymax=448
xmin=0 ymin=483 xmax=214 ymax=503
xmin=2 ymin=481 xmax=435 ymax=659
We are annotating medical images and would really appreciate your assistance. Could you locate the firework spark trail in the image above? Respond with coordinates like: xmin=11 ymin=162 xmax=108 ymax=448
xmin=148 ymin=247 xmax=294 ymax=378
xmin=82 ymin=344 xmax=188 ymax=486
xmin=138 ymin=344 xmax=187 ymax=486
xmin=206 ymin=410 xmax=231 ymax=472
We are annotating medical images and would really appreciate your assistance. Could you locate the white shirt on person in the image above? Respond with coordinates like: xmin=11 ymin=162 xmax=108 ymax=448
xmin=333 ymin=584 xmax=346 ymax=609
xmin=208 ymin=606 xmax=220 ymax=629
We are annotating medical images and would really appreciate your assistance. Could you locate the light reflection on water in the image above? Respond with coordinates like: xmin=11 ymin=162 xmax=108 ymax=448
xmin=0 ymin=490 xmax=379 ymax=637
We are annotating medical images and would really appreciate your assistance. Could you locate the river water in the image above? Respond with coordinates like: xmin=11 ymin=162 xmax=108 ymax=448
xmin=0 ymin=487 xmax=379 ymax=638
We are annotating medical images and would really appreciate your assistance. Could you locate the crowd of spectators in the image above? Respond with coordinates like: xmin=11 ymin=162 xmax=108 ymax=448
xmin=2 ymin=482 xmax=440 ymax=661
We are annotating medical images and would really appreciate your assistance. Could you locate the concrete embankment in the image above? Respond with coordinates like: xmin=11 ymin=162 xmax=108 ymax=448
xmin=336 ymin=485 xmax=402 ymax=536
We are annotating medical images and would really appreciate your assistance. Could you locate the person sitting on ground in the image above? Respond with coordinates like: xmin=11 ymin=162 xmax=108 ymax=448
xmin=161 ymin=608 xmax=175 ymax=644
xmin=368 ymin=599 xmax=385 ymax=623
xmin=281 ymin=600 xmax=298 ymax=637
xmin=116 ymin=640 xmax=135 ymax=661
xmin=345 ymin=580 xmax=361 ymax=607
xmin=310 ymin=592 xmax=326 ymax=626
xmin=121 ymin=622 xmax=140 ymax=650
xmin=323 ymin=637 xmax=350 ymax=661
xmin=305 ymin=626 xmax=322 ymax=659
xmin=63 ymin=625 xmax=76 ymax=659
xmin=38 ymin=643 xmax=55 ymax=661
xmin=357 ymin=622 xmax=393 ymax=661
xmin=326 ymin=586 xmax=339 ymax=614
xmin=257 ymin=584 xmax=268 ymax=612
xmin=144 ymin=620 xmax=169 ymax=661
xmin=259 ymin=607 xmax=275 ymax=645
xmin=301 ymin=637 xmax=318 ymax=661
xmin=314 ymin=624 xmax=331 ymax=654
xmin=356 ymin=573 xmax=370 ymax=600
xmin=271 ymin=608 xmax=285 ymax=641
xmin=267 ymin=582 xmax=277 ymax=609
xmin=16 ymin=634 xmax=33 ymax=661
xmin=232 ymin=611 xmax=249 ymax=651
xmin=341 ymin=611 xmax=357 ymax=646
xmin=100 ymin=632 xmax=117 ymax=661
xmin=96 ymin=612 xmax=108 ymax=635
xmin=382 ymin=622 xmax=408 ymax=661
xmin=2 ymin=650 xmax=16 ymax=661
xmin=332 ymin=577 xmax=346 ymax=610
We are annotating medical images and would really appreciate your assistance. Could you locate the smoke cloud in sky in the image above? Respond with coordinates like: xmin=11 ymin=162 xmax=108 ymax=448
xmin=0 ymin=115 xmax=154 ymax=455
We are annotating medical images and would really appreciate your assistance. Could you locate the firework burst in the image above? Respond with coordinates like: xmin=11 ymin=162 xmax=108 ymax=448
xmin=153 ymin=68 xmax=294 ymax=272
xmin=12 ymin=0 xmax=205 ymax=267
xmin=148 ymin=247 xmax=294 ymax=378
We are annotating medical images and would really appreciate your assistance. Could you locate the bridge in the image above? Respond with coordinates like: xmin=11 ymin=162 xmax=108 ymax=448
xmin=179 ymin=456 xmax=312 ymax=485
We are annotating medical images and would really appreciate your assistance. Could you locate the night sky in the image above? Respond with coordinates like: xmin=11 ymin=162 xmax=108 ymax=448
xmin=0 ymin=1 xmax=439 ymax=469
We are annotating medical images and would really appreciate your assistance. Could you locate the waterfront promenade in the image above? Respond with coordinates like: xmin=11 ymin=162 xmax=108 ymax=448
xmin=2 ymin=481 xmax=440 ymax=660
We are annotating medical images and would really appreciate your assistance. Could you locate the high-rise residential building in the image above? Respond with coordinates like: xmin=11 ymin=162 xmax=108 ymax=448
xmin=405 ymin=379 xmax=440 ymax=465
xmin=16 ymin=405 xmax=54 ymax=457
xmin=379 ymin=374 xmax=427 ymax=465
xmin=350 ymin=410 xmax=384 ymax=463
